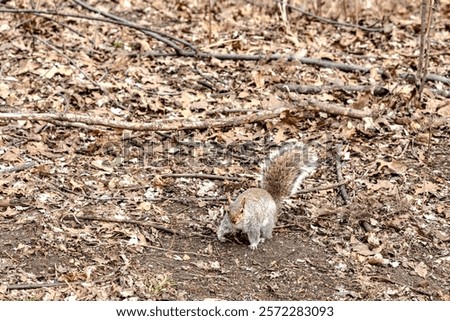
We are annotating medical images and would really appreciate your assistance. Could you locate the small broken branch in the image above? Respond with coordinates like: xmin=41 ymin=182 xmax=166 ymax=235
xmin=0 ymin=198 xmax=29 ymax=207
xmin=63 ymin=215 xmax=180 ymax=235
xmin=360 ymin=220 xmax=374 ymax=232
xmin=399 ymin=72 xmax=450 ymax=85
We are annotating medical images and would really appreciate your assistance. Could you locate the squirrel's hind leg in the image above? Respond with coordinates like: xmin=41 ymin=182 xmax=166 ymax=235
xmin=260 ymin=224 xmax=273 ymax=240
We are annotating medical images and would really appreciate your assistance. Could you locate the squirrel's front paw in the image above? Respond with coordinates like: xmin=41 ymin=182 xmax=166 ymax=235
xmin=249 ymin=238 xmax=265 ymax=250
xmin=217 ymin=232 xmax=227 ymax=242
xmin=249 ymin=243 xmax=258 ymax=250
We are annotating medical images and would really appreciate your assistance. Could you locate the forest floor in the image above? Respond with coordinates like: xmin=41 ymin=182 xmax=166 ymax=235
xmin=0 ymin=0 xmax=449 ymax=300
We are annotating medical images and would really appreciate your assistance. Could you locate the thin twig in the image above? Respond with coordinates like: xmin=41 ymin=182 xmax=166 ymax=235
xmin=418 ymin=0 xmax=428 ymax=103
xmin=277 ymin=83 xmax=389 ymax=96
xmin=47 ymin=120 xmax=109 ymax=131
xmin=62 ymin=215 xmax=180 ymax=235
xmin=0 ymin=109 xmax=285 ymax=131
xmin=142 ymin=50 xmax=450 ymax=85
xmin=6 ymin=282 xmax=76 ymax=290
xmin=205 ymin=108 xmax=255 ymax=115
xmin=334 ymin=147 xmax=350 ymax=204
xmin=71 ymin=0 xmax=194 ymax=52
xmin=145 ymin=245 xmax=210 ymax=257
xmin=2 ymin=250 xmax=19 ymax=263
xmin=248 ymin=0 xmax=384 ymax=32
xmin=296 ymin=180 xmax=350 ymax=194
xmin=0 ymin=7 xmax=196 ymax=51
xmin=36 ymin=13 xmax=87 ymax=40
xmin=277 ymin=0 xmax=385 ymax=32
xmin=31 ymin=36 xmax=99 ymax=87
xmin=371 ymin=276 xmax=433 ymax=298
xmin=418 ymin=0 xmax=438 ymax=103
xmin=147 ymin=173 xmax=245 ymax=181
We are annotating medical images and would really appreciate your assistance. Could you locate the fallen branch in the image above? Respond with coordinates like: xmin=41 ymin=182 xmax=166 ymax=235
xmin=0 ymin=109 xmax=284 ymax=131
xmin=280 ymin=83 xmax=449 ymax=99
xmin=142 ymin=51 xmax=372 ymax=73
xmin=144 ymin=50 xmax=450 ymax=85
xmin=153 ymin=175 xmax=348 ymax=190
xmin=2 ymin=7 xmax=449 ymax=88
xmin=277 ymin=83 xmax=389 ymax=96
xmin=0 ymin=102 xmax=373 ymax=132
xmin=6 ymin=282 xmax=73 ymax=291
xmin=3 ymin=6 xmax=450 ymax=88
xmin=0 ymin=162 xmax=37 ymax=174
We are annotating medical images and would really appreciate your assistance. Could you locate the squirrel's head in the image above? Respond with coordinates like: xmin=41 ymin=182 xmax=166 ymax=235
xmin=229 ymin=195 xmax=246 ymax=225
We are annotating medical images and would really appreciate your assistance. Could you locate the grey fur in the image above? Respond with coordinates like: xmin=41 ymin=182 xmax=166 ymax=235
xmin=217 ymin=144 xmax=317 ymax=249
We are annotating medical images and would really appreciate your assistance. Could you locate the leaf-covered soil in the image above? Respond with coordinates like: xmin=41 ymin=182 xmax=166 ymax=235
xmin=0 ymin=0 xmax=449 ymax=300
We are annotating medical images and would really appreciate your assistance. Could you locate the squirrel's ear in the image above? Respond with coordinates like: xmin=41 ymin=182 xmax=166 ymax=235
xmin=240 ymin=196 xmax=246 ymax=208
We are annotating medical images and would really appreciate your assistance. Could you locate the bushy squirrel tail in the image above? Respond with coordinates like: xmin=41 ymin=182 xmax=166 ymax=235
xmin=261 ymin=144 xmax=318 ymax=204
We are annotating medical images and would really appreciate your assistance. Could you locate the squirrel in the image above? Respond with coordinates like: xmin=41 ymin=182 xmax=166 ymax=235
xmin=217 ymin=144 xmax=318 ymax=250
